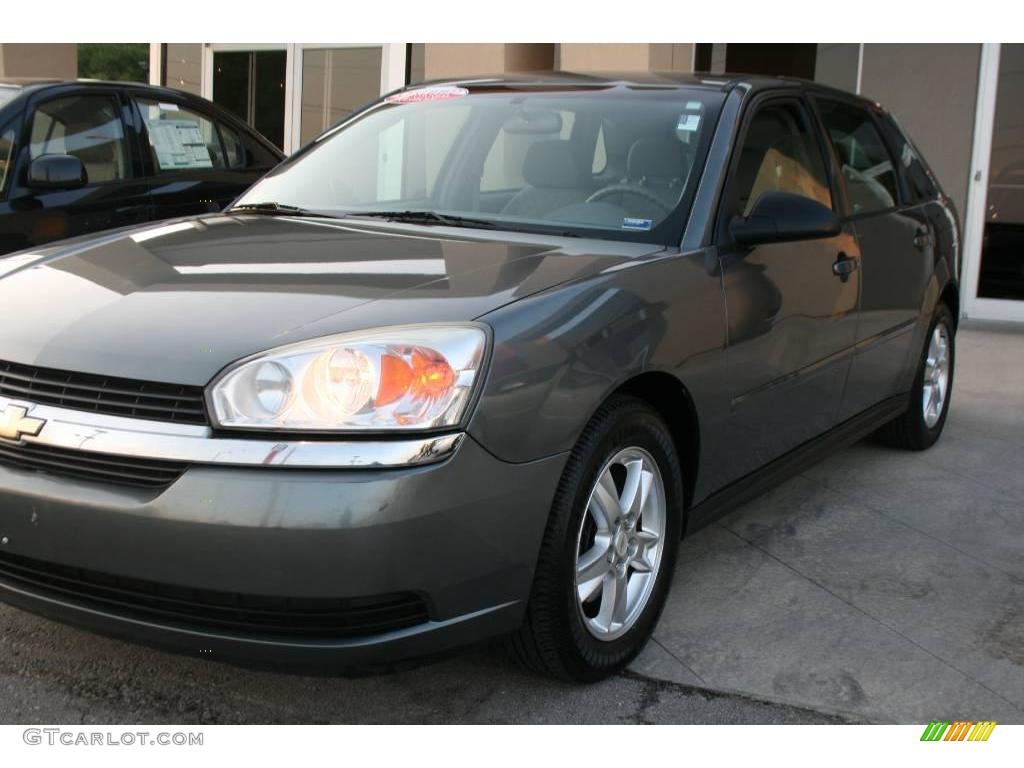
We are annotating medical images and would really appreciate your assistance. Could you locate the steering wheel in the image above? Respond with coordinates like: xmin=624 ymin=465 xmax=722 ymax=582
xmin=585 ymin=184 xmax=672 ymax=216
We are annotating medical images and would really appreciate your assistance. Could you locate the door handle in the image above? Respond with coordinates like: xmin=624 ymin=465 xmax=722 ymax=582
xmin=832 ymin=252 xmax=858 ymax=283
xmin=913 ymin=226 xmax=933 ymax=250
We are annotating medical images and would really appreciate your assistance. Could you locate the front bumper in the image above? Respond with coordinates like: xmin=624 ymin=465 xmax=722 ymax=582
xmin=0 ymin=435 xmax=566 ymax=667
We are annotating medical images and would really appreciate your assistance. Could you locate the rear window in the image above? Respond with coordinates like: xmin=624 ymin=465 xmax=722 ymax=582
xmin=817 ymin=98 xmax=900 ymax=215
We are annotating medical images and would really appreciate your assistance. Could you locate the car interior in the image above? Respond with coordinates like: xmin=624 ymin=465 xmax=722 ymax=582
xmin=468 ymin=102 xmax=703 ymax=231
xmin=29 ymin=95 xmax=128 ymax=183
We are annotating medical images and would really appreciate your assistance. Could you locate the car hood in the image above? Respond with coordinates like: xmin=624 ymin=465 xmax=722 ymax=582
xmin=0 ymin=214 xmax=660 ymax=385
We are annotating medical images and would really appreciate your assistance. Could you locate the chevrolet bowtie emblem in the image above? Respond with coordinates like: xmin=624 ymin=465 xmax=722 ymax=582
xmin=0 ymin=404 xmax=46 ymax=442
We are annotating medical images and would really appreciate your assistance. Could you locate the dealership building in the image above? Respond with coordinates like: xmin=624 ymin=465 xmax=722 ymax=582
xmin=2 ymin=42 xmax=1020 ymax=324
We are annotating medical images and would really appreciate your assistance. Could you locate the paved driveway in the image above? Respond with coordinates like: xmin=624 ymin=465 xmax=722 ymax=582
xmin=0 ymin=324 xmax=1020 ymax=724
xmin=634 ymin=323 xmax=1024 ymax=723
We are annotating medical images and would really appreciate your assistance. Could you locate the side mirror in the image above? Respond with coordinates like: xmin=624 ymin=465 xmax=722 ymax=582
xmin=28 ymin=154 xmax=87 ymax=190
xmin=729 ymin=191 xmax=841 ymax=247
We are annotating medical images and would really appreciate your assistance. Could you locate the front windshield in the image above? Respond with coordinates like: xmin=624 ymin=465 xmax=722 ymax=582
xmin=235 ymin=84 xmax=724 ymax=242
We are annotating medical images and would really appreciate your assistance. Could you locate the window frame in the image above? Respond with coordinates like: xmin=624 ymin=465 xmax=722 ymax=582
xmin=716 ymin=91 xmax=842 ymax=248
xmin=809 ymin=94 xmax=905 ymax=219
xmin=23 ymin=89 xmax=137 ymax=188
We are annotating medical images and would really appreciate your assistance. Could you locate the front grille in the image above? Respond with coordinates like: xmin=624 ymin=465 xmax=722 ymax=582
xmin=0 ymin=551 xmax=430 ymax=638
xmin=0 ymin=441 xmax=186 ymax=488
xmin=0 ymin=359 xmax=208 ymax=426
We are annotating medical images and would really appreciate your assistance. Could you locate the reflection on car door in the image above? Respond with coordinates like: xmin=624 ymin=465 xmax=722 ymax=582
xmin=814 ymin=97 xmax=932 ymax=420
xmin=5 ymin=90 xmax=151 ymax=249
xmin=718 ymin=95 xmax=860 ymax=482
xmin=131 ymin=96 xmax=274 ymax=220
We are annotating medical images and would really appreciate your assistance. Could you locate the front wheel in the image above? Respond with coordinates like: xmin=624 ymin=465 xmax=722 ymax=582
xmin=876 ymin=303 xmax=955 ymax=450
xmin=509 ymin=396 xmax=683 ymax=681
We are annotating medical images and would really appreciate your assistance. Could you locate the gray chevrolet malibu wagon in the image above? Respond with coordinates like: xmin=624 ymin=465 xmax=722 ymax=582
xmin=0 ymin=73 xmax=958 ymax=681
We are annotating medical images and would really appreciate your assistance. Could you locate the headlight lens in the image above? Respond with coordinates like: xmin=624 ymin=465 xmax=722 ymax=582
xmin=208 ymin=325 xmax=487 ymax=431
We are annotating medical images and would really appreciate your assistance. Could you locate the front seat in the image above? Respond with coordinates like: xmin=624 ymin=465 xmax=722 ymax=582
xmin=501 ymin=140 xmax=588 ymax=218
xmin=624 ymin=137 xmax=692 ymax=209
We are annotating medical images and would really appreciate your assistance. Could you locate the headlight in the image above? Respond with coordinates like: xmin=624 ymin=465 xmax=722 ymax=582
xmin=208 ymin=325 xmax=488 ymax=432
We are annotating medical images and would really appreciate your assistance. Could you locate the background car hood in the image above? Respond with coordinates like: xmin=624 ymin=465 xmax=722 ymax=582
xmin=0 ymin=214 xmax=659 ymax=385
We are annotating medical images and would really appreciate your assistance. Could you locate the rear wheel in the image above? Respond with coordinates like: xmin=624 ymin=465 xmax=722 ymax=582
xmin=876 ymin=303 xmax=955 ymax=450
xmin=509 ymin=396 xmax=683 ymax=681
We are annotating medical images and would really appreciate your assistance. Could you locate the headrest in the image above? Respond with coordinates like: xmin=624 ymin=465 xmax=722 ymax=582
xmin=522 ymin=140 xmax=584 ymax=189
xmin=627 ymin=138 xmax=689 ymax=184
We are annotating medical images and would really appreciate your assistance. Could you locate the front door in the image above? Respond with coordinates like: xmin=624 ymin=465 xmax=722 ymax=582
xmin=2 ymin=91 xmax=151 ymax=251
xmin=718 ymin=96 xmax=860 ymax=482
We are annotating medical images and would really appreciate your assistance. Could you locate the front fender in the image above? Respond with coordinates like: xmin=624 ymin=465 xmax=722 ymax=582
xmin=468 ymin=250 xmax=730 ymax=496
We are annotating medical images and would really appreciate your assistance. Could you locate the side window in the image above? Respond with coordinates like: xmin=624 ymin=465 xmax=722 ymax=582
xmin=817 ymin=100 xmax=900 ymax=215
xmin=592 ymin=124 xmax=607 ymax=174
xmin=732 ymin=101 xmax=832 ymax=217
xmin=134 ymin=98 xmax=225 ymax=172
xmin=0 ymin=121 xmax=15 ymax=198
xmin=30 ymin=95 xmax=130 ymax=183
xmin=878 ymin=112 xmax=939 ymax=203
xmin=241 ymin=133 xmax=280 ymax=168
xmin=219 ymin=122 xmax=246 ymax=168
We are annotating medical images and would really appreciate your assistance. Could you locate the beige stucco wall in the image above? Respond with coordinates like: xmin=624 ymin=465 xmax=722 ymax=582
xmin=0 ymin=44 xmax=77 ymax=79
xmin=163 ymin=43 xmax=203 ymax=95
xmin=418 ymin=44 xmax=554 ymax=80
xmin=558 ymin=43 xmax=694 ymax=72
xmin=860 ymin=43 xmax=981 ymax=218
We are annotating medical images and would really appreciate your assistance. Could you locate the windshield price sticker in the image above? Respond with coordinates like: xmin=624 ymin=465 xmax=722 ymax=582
xmin=386 ymin=86 xmax=469 ymax=104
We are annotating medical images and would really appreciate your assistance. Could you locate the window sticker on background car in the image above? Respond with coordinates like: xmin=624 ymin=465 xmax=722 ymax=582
xmin=148 ymin=119 xmax=214 ymax=170
xmin=385 ymin=86 xmax=469 ymax=104
xmin=622 ymin=217 xmax=653 ymax=231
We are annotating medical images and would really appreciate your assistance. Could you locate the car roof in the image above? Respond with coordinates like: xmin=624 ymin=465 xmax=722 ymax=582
xmin=407 ymin=70 xmax=880 ymax=108
xmin=0 ymin=78 xmax=205 ymax=100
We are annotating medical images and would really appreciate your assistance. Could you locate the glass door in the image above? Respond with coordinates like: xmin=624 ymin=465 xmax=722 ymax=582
xmin=964 ymin=44 xmax=1024 ymax=322
xmin=296 ymin=46 xmax=384 ymax=147
xmin=211 ymin=49 xmax=287 ymax=151
xmin=978 ymin=44 xmax=1024 ymax=302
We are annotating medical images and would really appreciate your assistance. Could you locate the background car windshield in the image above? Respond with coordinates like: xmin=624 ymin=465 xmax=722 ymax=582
xmin=235 ymin=86 xmax=723 ymax=241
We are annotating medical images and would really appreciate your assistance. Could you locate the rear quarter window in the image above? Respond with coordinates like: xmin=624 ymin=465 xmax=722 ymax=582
xmin=877 ymin=112 xmax=939 ymax=204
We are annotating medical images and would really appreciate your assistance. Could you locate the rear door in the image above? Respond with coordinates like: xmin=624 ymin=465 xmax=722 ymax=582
xmin=717 ymin=93 xmax=860 ymax=479
xmin=129 ymin=94 xmax=278 ymax=220
xmin=4 ymin=88 xmax=151 ymax=248
xmin=812 ymin=96 xmax=933 ymax=420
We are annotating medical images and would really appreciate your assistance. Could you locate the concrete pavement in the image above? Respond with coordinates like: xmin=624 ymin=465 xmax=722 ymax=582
xmin=634 ymin=323 xmax=1024 ymax=723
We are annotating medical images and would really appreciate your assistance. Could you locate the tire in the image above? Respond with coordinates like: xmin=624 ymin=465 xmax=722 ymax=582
xmin=509 ymin=395 xmax=684 ymax=682
xmin=876 ymin=303 xmax=955 ymax=451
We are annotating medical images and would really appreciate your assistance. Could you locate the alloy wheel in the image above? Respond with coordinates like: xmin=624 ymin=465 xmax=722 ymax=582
xmin=574 ymin=447 xmax=666 ymax=641
xmin=922 ymin=323 xmax=950 ymax=428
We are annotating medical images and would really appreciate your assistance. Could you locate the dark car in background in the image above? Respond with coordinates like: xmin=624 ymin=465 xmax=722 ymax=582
xmin=0 ymin=73 xmax=959 ymax=681
xmin=0 ymin=79 xmax=283 ymax=255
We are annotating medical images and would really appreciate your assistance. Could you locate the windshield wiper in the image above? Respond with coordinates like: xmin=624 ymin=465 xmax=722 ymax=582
xmin=353 ymin=210 xmax=498 ymax=229
xmin=230 ymin=202 xmax=331 ymax=218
